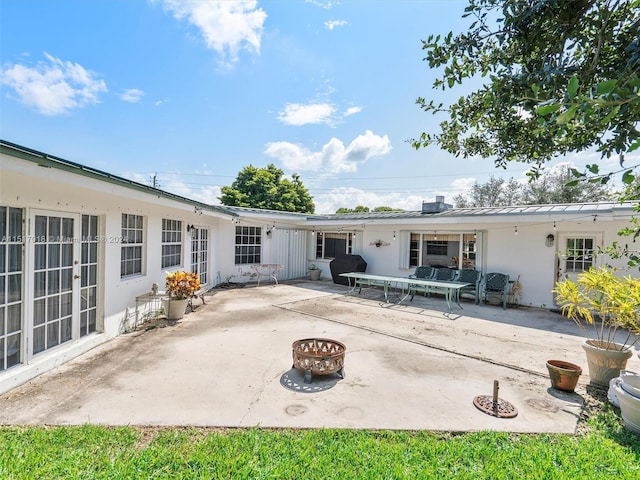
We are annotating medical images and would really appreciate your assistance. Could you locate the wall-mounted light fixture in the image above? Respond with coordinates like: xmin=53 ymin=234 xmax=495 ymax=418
xmin=187 ymin=224 xmax=196 ymax=236
xmin=545 ymin=233 xmax=555 ymax=247
xmin=266 ymin=228 xmax=272 ymax=238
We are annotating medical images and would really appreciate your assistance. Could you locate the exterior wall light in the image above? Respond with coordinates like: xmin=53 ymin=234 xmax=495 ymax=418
xmin=545 ymin=234 xmax=555 ymax=247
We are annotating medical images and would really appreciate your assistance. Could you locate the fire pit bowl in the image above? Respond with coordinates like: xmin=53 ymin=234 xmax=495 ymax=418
xmin=292 ymin=338 xmax=346 ymax=384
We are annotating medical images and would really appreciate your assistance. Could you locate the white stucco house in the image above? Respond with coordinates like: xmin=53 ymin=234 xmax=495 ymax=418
xmin=1 ymin=139 xmax=638 ymax=393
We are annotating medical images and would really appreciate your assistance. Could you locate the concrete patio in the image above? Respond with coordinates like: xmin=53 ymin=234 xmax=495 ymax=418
xmin=2 ymin=280 xmax=638 ymax=432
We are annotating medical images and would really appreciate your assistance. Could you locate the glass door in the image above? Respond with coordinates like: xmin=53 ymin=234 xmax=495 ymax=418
xmin=32 ymin=212 xmax=79 ymax=355
xmin=191 ymin=227 xmax=209 ymax=285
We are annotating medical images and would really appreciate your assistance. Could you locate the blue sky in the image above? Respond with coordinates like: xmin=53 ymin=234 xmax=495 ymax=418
xmin=0 ymin=0 xmax=624 ymax=213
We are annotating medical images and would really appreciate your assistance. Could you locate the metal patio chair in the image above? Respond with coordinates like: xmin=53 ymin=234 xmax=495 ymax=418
xmin=481 ymin=272 xmax=510 ymax=309
xmin=457 ymin=269 xmax=482 ymax=305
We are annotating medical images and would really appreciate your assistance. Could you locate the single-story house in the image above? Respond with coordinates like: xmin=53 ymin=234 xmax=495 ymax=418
xmin=1 ymin=139 xmax=637 ymax=393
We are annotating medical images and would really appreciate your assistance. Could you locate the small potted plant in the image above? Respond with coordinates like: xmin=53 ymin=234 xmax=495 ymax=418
xmin=165 ymin=271 xmax=201 ymax=320
xmin=308 ymin=264 xmax=322 ymax=281
xmin=553 ymin=266 xmax=640 ymax=386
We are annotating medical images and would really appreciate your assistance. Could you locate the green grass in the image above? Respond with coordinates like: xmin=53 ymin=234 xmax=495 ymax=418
xmin=1 ymin=389 xmax=639 ymax=479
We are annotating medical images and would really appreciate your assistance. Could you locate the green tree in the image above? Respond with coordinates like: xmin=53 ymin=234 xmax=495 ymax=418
xmin=412 ymin=0 xmax=640 ymax=181
xmin=414 ymin=0 xmax=639 ymax=267
xmin=522 ymin=165 xmax=611 ymax=204
xmin=454 ymin=168 xmax=611 ymax=207
xmin=335 ymin=206 xmax=370 ymax=213
xmin=453 ymin=175 xmax=523 ymax=207
xmin=335 ymin=206 xmax=404 ymax=213
xmin=219 ymin=164 xmax=315 ymax=213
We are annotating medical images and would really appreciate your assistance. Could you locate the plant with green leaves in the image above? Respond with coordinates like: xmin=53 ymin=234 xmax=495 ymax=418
xmin=553 ymin=266 xmax=640 ymax=351
xmin=220 ymin=164 xmax=315 ymax=213
xmin=413 ymin=0 xmax=640 ymax=178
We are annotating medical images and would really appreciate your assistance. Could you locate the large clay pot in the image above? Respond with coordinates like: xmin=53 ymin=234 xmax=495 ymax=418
xmin=582 ymin=340 xmax=633 ymax=386
xmin=546 ymin=360 xmax=582 ymax=392
xmin=165 ymin=298 xmax=189 ymax=320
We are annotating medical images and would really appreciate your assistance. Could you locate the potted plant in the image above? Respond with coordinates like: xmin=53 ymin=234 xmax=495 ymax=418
xmin=308 ymin=264 xmax=322 ymax=281
xmin=553 ymin=266 xmax=640 ymax=386
xmin=165 ymin=271 xmax=201 ymax=320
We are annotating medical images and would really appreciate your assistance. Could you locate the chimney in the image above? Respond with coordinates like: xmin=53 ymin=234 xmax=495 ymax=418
xmin=421 ymin=196 xmax=452 ymax=214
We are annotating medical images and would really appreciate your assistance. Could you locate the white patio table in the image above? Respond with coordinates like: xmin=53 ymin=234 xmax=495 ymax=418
xmin=339 ymin=272 xmax=470 ymax=312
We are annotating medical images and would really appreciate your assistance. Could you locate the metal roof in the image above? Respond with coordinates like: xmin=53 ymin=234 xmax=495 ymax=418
xmin=307 ymin=201 xmax=637 ymax=222
xmin=3 ymin=139 xmax=637 ymax=223
xmin=1 ymin=139 xmax=233 ymax=217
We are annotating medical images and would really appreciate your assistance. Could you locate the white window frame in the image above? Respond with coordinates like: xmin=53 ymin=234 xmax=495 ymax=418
xmin=161 ymin=219 xmax=182 ymax=269
xmin=0 ymin=206 xmax=23 ymax=371
xmin=234 ymin=226 xmax=261 ymax=265
xmin=316 ymin=232 xmax=353 ymax=260
xmin=405 ymin=232 xmax=478 ymax=269
xmin=121 ymin=213 xmax=145 ymax=278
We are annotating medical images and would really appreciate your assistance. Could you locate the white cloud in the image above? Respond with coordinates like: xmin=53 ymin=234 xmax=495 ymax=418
xmin=264 ymin=130 xmax=391 ymax=174
xmin=277 ymin=102 xmax=362 ymax=126
xmin=159 ymin=0 xmax=266 ymax=65
xmin=305 ymin=0 xmax=338 ymax=9
xmin=314 ymin=187 xmax=424 ymax=214
xmin=119 ymin=88 xmax=145 ymax=103
xmin=277 ymin=102 xmax=335 ymax=126
xmin=324 ymin=19 xmax=347 ymax=30
xmin=343 ymin=106 xmax=361 ymax=117
xmin=0 ymin=52 xmax=107 ymax=115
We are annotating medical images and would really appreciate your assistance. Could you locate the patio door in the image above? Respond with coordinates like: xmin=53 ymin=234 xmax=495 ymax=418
xmin=31 ymin=212 xmax=80 ymax=355
xmin=191 ymin=227 xmax=209 ymax=285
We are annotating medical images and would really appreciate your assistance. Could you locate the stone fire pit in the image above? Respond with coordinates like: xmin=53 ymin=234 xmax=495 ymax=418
xmin=292 ymin=338 xmax=346 ymax=384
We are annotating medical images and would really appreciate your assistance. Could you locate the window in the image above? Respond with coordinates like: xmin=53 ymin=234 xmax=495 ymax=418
xmin=235 ymin=226 xmax=261 ymax=264
xmin=161 ymin=219 xmax=182 ymax=268
xmin=0 ymin=206 xmax=23 ymax=370
xmin=316 ymin=232 xmax=353 ymax=259
xmin=426 ymin=240 xmax=448 ymax=256
xmin=407 ymin=232 xmax=475 ymax=268
xmin=565 ymin=237 xmax=594 ymax=273
xmin=121 ymin=214 xmax=144 ymax=277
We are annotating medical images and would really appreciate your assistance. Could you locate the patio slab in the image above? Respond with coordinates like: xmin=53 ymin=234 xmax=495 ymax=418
xmin=2 ymin=280 xmax=639 ymax=432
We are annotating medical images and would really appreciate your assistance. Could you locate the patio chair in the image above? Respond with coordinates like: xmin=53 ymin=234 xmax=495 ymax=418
xmin=409 ymin=266 xmax=436 ymax=280
xmin=481 ymin=272 xmax=510 ymax=309
xmin=408 ymin=266 xmax=436 ymax=299
xmin=433 ymin=268 xmax=457 ymax=282
xmin=457 ymin=269 xmax=482 ymax=305
xmin=425 ymin=267 xmax=458 ymax=299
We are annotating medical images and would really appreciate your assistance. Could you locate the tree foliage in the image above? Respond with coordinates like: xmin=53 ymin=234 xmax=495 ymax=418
xmin=335 ymin=205 xmax=405 ymax=213
xmin=219 ymin=164 xmax=315 ymax=213
xmin=413 ymin=0 xmax=640 ymax=181
xmin=454 ymin=166 xmax=611 ymax=207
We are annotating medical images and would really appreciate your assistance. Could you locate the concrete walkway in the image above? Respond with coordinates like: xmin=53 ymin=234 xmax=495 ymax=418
xmin=2 ymin=280 xmax=638 ymax=432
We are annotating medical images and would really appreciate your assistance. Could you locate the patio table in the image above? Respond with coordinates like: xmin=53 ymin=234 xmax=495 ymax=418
xmin=340 ymin=272 xmax=469 ymax=312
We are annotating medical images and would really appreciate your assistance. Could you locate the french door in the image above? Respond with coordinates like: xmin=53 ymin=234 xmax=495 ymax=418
xmin=191 ymin=227 xmax=209 ymax=285
xmin=30 ymin=211 xmax=100 ymax=358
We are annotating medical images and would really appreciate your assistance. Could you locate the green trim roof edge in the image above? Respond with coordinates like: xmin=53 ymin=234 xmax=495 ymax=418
xmin=1 ymin=139 xmax=235 ymax=218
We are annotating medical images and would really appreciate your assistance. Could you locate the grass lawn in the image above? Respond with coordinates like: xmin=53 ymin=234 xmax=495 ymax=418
xmin=1 ymin=387 xmax=638 ymax=479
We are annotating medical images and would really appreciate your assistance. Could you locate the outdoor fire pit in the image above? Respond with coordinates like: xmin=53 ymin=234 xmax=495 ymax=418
xmin=292 ymin=338 xmax=346 ymax=384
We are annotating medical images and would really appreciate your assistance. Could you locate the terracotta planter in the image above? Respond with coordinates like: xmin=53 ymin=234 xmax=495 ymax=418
xmin=582 ymin=340 xmax=633 ymax=387
xmin=165 ymin=298 xmax=189 ymax=320
xmin=546 ymin=360 xmax=582 ymax=392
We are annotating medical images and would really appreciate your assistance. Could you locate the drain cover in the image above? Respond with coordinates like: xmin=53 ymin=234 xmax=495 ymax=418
xmin=473 ymin=380 xmax=518 ymax=418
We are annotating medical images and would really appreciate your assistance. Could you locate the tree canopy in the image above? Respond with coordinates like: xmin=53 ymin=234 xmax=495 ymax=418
xmin=454 ymin=166 xmax=611 ymax=207
xmin=219 ymin=164 xmax=315 ymax=213
xmin=335 ymin=206 xmax=405 ymax=213
xmin=413 ymin=0 xmax=640 ymax=181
